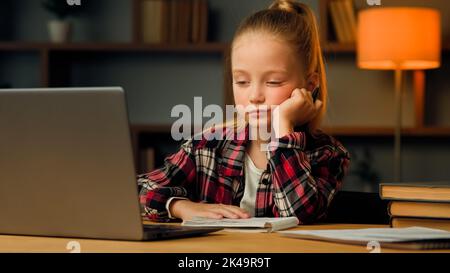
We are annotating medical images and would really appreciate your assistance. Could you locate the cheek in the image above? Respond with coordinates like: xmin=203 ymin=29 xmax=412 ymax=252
xmin=265 ymin=86 xmax=294 ymax=106
xmin=233 ymin=88 xmax=249 ymax=106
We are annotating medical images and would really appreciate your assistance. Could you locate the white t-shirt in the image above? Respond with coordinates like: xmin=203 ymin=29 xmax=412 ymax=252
xmin=167 ymin=153 xmax=265 ymax=219
xmin=239 ymin=153 xmax=265 ymax=216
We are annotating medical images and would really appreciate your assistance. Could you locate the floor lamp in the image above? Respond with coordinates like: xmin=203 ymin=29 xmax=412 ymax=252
xmin=357 ymin=7 xmax=441 ymax=182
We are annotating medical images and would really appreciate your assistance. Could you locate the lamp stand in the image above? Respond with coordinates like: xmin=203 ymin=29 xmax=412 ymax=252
xmin=394 ymin=69 xmax=404 ymax=182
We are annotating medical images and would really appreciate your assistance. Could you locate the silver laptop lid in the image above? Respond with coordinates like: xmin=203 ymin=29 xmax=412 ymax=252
xmin=0 ymin=87 xmax=144 ymax=240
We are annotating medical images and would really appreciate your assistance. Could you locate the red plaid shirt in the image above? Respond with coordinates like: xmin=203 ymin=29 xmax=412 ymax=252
xmin=137 ymin=126 xmax=350 ymax=224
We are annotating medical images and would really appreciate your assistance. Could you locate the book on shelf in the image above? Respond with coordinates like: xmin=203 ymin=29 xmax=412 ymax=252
xmin=141 ymin=0 xmax=208 ymax=44
xmin=380 ymin=181 xmax=450 ymax=202
xmin=391 ymin=217 xmax=450 ymax=232
xmin=328 ymin=0 xmax=357 ymax=43
xmin=329 ymin=0 xmax=347 ymax=43
xmin=341 ymin=0 xmax=357 ymax=42
xmin=198 ymin=0 xmax=208 ymax=43
xmin=142 ymin=0 xmax=164 ymax=43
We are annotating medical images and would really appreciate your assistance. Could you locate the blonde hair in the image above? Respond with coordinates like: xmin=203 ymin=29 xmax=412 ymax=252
xmin=226 ymin=0 xmax=328 ymax=134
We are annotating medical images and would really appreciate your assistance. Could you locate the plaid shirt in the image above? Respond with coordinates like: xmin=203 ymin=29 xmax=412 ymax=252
xmin=137 ymin=126 xmax=350 ymax=224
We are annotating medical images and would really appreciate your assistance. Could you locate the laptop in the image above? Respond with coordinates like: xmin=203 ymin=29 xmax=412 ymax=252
xmin=0 ymin=87 xmax=221 ymax=241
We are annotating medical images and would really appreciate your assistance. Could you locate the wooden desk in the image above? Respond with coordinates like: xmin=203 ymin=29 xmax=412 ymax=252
xmin=0 ymin=224 xmax=449 ymax=253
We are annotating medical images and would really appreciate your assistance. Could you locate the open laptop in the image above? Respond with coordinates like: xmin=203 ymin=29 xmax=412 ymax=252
xmin=0 ymin=87 xmax=221 ymax=241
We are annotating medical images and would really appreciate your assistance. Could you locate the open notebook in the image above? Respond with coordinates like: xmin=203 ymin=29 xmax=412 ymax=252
xmin=182 ymin=217 xmax=299 ymax=233
xmin=279 ymin=226 xmax=450 ymax=250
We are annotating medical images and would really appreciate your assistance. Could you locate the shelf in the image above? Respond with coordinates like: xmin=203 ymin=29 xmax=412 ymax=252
xmin=322 ymin=127 xmax=450 ymax=137
xmin=0 ymin=42 xmax=228 ymax=53
xmin=1 ymin=41 xmax=448 ymax=55
xmin=131 ymin=124 xmax=450 ymax=138
xmin=322 ymin=42 xmax=450 ymax=54
xmin=322 ymin=42 xmax=356 ymax=53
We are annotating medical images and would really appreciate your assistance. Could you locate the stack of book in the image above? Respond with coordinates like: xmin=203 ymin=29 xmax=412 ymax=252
xmin=328 ymin=0 xmax=357 ymax=43
xmin=141 ymin=0 xmax=208 ymax=44
xmin=380 ymin=182 xmax=450 ymax=231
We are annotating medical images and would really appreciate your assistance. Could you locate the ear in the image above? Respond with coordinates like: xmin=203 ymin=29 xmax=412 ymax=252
xmin=305 ymin=72 xmax=320 ymax=92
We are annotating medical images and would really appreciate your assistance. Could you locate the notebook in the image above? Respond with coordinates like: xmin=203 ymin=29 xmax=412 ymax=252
xmin=182 ymin=217 xmax=299 ymax=233
xmin=279 ymin=227 xmax=450 ymax=250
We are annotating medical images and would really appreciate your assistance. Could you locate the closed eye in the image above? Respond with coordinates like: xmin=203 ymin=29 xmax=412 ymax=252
xmin=234 ymin=81 xmax=250 ymax=86
xmin=267 ymin=81 xmax=283 ymax=86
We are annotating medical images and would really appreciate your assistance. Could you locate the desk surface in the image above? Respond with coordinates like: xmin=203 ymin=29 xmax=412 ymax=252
xmin=0 ymin=223 xmax=449 ymax=253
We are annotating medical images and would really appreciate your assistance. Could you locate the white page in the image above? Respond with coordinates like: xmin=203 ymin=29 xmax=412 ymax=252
xmin=279 ymin=227 xmax=450 ymax=243
xmin=183 ymin=216 xmax=298 ymax=229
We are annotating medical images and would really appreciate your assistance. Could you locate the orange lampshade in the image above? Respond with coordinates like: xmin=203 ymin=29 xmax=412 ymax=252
xmin=357 ymin=7 xmax=441 ymax=70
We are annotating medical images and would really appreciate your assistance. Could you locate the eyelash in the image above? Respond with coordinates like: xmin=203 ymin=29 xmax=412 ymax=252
xmin=234 ymin=81 xmax=283 ymax=86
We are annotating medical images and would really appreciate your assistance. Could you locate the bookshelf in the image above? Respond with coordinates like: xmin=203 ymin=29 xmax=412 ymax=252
xmin=1 ymin=0 xmax=450 ymax=175
xmin=0 ymin=0 xmax=225 ymax=173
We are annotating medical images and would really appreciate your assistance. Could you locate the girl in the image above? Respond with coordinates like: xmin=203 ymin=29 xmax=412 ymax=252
xmin=138 ymin=0 xmax=351 ymax=224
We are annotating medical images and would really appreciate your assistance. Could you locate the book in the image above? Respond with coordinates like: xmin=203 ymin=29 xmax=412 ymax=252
xmin=182 ymin=217 xmax=299 ymax=233
xmin=191 ymin=0 xmax=201 ymax=43
xmin=389 ymin=201 xmax=450 ymax=219
xmin=169 ymin=0 xmax=178 ymax=43
xmin=391 ymin=217 xmax=450 ymax=232
xmin=149 ymin=0 xmax=206 ymax=44
xmin=142 ymin=0 xmax=163 ymax=43
xmin=336 ymin=0 xmax=352 ymax=42
xmin=380 ymin=181 xmax=450 ymax=202
xmin=341 ymin=0 xmax=357 ymax=42
xmin=279 ymin=226 xmax=450 ymax=250
xmin=177 ymin=0 xmax=187 ymax=43
xmin=329 ymin=0 xmax=347 ymax=43
xmin=161 ymin=0 xmax=171 ymax=43
xmin=198 ymin=0 xmax=208 ymax=43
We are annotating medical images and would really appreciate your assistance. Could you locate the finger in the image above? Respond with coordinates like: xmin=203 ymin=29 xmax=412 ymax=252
xmin=291 ymin=88 xmax=302 ymax=98
xmin=314 ymin=99 xmax=323 ymax=110
xmin=310 ymin=100 xmax=324 ymax=120
xmin=220 ymin=204 xmax=250 ymax=215
xmin=202 ymin=211 xmax=224 ymax=220
xmin=300 ymin=88 xmax=314 ymax=105
xmin=222 ymin=205 xmax=251 ymax=218
xmin=300 ymin=88 xmax=314 ymax=103
xmin=211 ymin=207 xmax=240 ymax=219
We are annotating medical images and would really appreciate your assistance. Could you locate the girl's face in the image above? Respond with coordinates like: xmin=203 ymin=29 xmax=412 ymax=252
xmin=231 ymin=32 xmax=306 ymax=127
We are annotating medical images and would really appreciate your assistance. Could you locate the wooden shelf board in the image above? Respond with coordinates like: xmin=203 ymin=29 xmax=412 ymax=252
xmin=322 ymin=42 xmax=356 ymax=53
xmin=1 ymin=41 xmax=448 ymax=54
xmin=0 ymin=42 xmax=228 ymax=53
xmin=322 ymin=41 xmax=450 ymax=54
xmin=323 ymin=127 xmax=450 ymax=137
xmin=130 ymin=124 xmax=450 ymax=137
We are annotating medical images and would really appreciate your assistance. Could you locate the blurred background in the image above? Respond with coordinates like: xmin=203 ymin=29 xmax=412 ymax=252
xmin=0 ymin=0 xmax=449 ymax=199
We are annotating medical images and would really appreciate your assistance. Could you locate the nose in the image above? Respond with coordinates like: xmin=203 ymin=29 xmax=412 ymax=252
xmin=249 ymin=85 xmax=265 ymax=104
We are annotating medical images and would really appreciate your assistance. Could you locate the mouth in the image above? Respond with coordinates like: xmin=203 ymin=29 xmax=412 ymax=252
xmin=246 ymin=107 xmax=272 ymax=118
